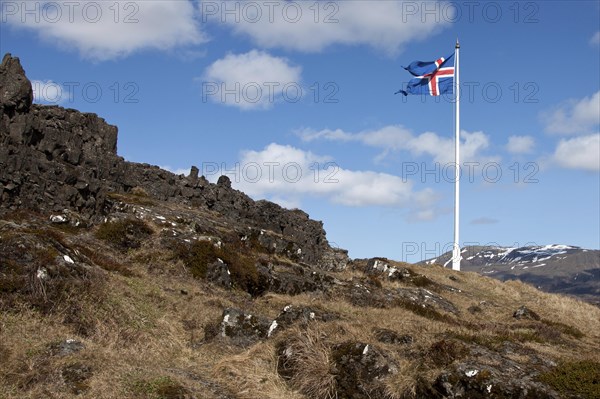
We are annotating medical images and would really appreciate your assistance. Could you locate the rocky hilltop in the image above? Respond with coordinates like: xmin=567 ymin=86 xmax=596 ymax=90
xmin=1 ymin=54 xmax=599 ymax=399
xmin=0 ymin=53 xmax=347 ymax=271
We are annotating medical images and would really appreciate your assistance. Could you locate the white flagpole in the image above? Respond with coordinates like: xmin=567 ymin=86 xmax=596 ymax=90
xmin=452 ymin=39 xmax=461 ymax=271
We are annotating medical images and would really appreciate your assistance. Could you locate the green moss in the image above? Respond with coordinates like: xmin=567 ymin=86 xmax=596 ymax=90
xmin=95 ymin=219 xmax=153 ymax=250
xmin=127 ymin=376 xmax=189 ymax=399
xmin=173 ymin=239 xmax=265 ymax=296
xmin=538 ymin=361 xmax=600 ymax=399
xmin=173 ymin=240 xmax=219 ymax=279
xmin=222 ymin=250 xmax=263 ymax=296
xmin=425 ymin=339 xmax=469 ymax=367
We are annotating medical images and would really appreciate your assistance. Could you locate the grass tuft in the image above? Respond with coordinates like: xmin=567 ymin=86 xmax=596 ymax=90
xmin=276 ymin=326 xmax=336 ymax=399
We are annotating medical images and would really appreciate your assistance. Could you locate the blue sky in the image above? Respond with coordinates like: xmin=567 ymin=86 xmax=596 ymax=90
xmin=2 ymin=0 xmax=599 ymax=262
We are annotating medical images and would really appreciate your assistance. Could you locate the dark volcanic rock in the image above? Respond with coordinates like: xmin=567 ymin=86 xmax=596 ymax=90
xmin=344 ymin=280 xmax=459 ymax=315
xmin=0 ymin=53 xmax=348 ymax=271
xmin=365 ymin=258 xmax=411 ymax=281
xmin=272 ymin=304 xmax=338 ymax=331
xmin=218 ymin=308 xmax=271 ymax=347
xmin=206 ymin=260 xmax=232 ymax=289
xmin=265 ymin=263 xmax=337 ymax=296
xmin=419 ymin=362 xmax=561 ymax=399
xmin=0 ymin=53 xmax=33 ymax=114
xmin=330 ymin=342 xmax=397 ymax=399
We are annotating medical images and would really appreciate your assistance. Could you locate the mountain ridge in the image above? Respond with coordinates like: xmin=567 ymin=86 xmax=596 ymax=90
xmin=421 ymin=244 xmax=600 ymax=305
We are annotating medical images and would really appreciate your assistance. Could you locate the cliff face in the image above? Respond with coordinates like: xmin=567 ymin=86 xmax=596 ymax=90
xmin=0 ymin=53 xmax=348 ymax=270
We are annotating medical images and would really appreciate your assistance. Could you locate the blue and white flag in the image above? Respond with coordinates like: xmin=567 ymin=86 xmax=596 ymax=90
xmin=396 ymin=53 xmax=455 ymax=96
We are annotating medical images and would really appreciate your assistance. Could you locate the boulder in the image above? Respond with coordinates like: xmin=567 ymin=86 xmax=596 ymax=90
xmin=218 ymin=308 xmax=271 ymax=347
xmin=330 ymin=342 xmax=397 ymax=399
xmin=270 ymin=305 xmax=338 ymax=336
xmin=0 ymin=53 xmax=33 ymax=113
xmin=206 ymin=259 xmax=232 ymax=289
xmin=365 ymin=258 xmax=411 ymax=281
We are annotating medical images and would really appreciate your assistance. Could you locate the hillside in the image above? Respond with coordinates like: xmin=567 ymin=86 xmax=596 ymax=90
xmin=1 ymin=54 xmax=600 ymax=399
xmin=422 ymin=246 xmax=600 ymax=305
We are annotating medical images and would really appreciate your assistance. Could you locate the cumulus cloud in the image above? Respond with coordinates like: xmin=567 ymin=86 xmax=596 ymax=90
xmin=542 ymin=91 xmax=600 ymax=135
xmin=222 ymin=143 xmax=438 ymax=216
xmin=202 ymin=0 xmax=451 ymax=55
xmin=590 ymin=31 xmax=600 ymax=45
xmin=298 ymin=125 xmax=497 ymax=164
xmin=506 ymin=135 xmax=535 ymax=154
xmin=31 ymin=80 xmax=68 ymax=104
xmin=552 ymin=134 xmax=600 ymax=172
xmin=202 ymin=50 xmax=302 ymax=110
xmin=2 ymin=1 xmax=206 ymax=60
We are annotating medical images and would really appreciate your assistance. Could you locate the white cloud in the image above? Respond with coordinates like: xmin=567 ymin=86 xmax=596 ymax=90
xmin=506 ymin=135 xmax=535 ymax=154
xmin=202 ymin=50 xmax=302 ymax=110
xmin=553 ymin=134 xmax=600 ymax=172
xmin=226 ymin=143 xmax=438 ymax=214
xmin=590 ymin=31 xmax=600 ymax=45
xmin=2 ymin=1 xmax=206 ymax=60
xmin=202 ymin=0 xmax=450 ymax=55
xmin=31 ymin=80 xmax=67 ymax=104
xmin=542 ymin=91 xmax=600 ymax=135
xmin=299 ymin=125 xmax=497 ymax=164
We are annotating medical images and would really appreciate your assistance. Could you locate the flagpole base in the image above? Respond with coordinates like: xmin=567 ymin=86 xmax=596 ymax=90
xmin=452 ymin=245 xmax=461 ymax=271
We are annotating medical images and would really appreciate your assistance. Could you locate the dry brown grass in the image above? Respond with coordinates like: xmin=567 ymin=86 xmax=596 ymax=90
xmin=275 ymin=325 xmax=336 ymax=399
xmin=2 ymin=210 xmax=600 ymax=399
xmin=213 ymin=342 xmax=304 ymax=399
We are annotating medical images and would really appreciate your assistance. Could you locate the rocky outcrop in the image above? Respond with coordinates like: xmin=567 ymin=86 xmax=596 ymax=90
xmin=417 ymin=356 xmax=562 ymax=398
xmin=329 ymin=342 xmax=397 ymax=398
xmin=217 ymin=308 xmax=271 ymax=347
xmin=212 ymin=305 xmax=337 ymax=347
xmin=0 ymin=53 xmax=348 ymax=271
xmin=0 ymin=53 xmax=33 ymax=114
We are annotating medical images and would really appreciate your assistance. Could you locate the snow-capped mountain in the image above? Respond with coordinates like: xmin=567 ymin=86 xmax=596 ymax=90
xmin=421 ymin=245 xmax=599 ymax=304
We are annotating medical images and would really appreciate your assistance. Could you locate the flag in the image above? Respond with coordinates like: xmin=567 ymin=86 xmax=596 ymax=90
xmin=396 ymin=53 xmax=455 ymax=96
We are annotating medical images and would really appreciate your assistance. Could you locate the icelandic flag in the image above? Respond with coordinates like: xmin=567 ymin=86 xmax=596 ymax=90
xmin=396 ymin=53 xmax=455 ymax=96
